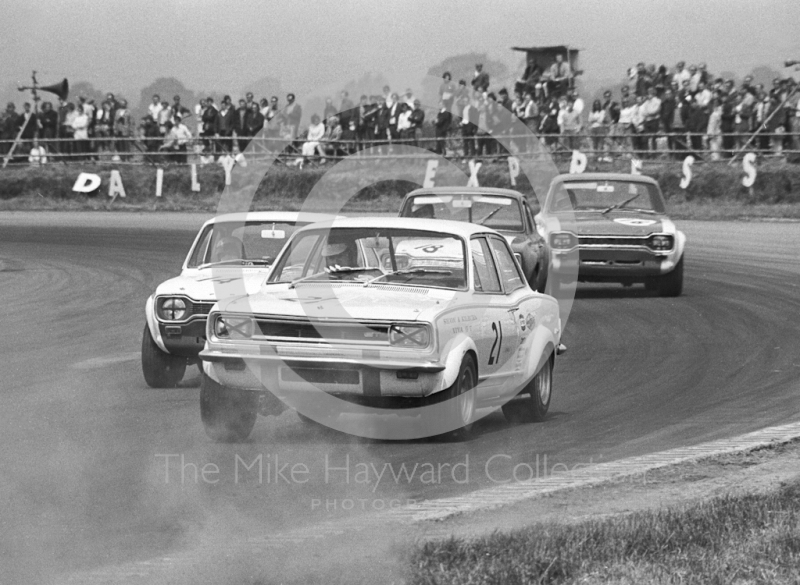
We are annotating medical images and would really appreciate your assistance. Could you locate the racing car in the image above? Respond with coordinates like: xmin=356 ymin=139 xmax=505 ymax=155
xmin=537 ymin=173 xmax=686 ymax=296
xmin=142 ymin=211 xmax=337 ymax=388
xmin=398 ymin=187 xmax=549 ymax=293
xmin=198 ymin=217 xmax=566 ymax=442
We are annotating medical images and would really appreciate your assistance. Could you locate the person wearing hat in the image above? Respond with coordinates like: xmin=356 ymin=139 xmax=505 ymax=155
xmin=321 ymin=237 xmax=358 ymax=271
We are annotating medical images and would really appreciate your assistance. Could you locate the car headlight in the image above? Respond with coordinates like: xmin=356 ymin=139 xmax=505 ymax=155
xmin=389 ymin=324 xmax=430 ymax=348
xmin=213 ymin=315 xmax=255 ymax=339
xmin=159 ymin=297 xmax=187 ymax=321
xmin=550 ymin=232 xmax=578 ymax=250
xmin=647 ymin=234 xmax=674 ymax=251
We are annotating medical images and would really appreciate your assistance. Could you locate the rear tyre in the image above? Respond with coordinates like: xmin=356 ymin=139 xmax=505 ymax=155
xmin=141 ymin=324 xmax=186 ymax=388
xmin=657 ymin=256 xmax=684 ymax=297
xmin=502 ymin=355 xmax=553 ymax=423
xmin=200 ymin=373 xmax=258 ymax=443
xmin=442 ymin=355 xmax=477 ymax=441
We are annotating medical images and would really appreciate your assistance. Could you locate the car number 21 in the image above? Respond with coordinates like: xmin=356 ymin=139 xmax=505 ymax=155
xmin=488 ymin=321 xmax=503 ymax=365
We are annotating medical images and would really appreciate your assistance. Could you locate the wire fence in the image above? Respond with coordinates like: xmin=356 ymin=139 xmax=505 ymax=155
xmin=3 ymin=130 xmax=800 ymax=167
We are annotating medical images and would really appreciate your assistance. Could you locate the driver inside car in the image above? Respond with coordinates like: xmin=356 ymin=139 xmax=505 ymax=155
xmin=211 ymin=236 xmax=245 ymax=262
xmin=321 ymin=239 xmax=358 ymax=270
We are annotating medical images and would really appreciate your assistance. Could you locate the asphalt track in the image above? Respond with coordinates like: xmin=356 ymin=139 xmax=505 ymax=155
xmin=1 ymin=212 xmax=799 ymax=583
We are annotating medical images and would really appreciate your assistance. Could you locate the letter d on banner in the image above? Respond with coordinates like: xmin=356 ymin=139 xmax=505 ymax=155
xmin=72 ymin=172 xmax=101 ymax=193
xmin=742 ymin=152 xmax=757 ymax=187
xmin=570 ymin=150 xmax=587 ymax=174
xmin=423 ymin=160 xmax=438 ymax=188
xmin=679 ymin=155 xmax=695 ymax=189
xmin=508 ymin=156 xmax=520 ymax=186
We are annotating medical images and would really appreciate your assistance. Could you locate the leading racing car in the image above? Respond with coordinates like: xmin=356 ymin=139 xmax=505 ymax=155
xmin=537 ymin=173 xmax=686 ymax=296
xmin=142 ymin=211 xmax=338 ymax=388
xmin=198 ymin=217 xmax=566 ymax=442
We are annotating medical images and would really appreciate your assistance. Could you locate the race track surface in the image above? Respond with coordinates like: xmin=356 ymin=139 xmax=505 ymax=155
xmin=1 ymin=212 xmax=798 ymax=583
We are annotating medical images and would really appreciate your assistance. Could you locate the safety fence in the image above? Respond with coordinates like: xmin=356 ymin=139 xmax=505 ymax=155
xmin=3 ymin=131 xmax=800 ymax=167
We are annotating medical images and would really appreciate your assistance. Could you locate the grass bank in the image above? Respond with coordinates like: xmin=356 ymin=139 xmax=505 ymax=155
xmin=2 ymin=159 xmax=800 ymax=219
xmin=410 ymin=479 xmax=800 ymax=584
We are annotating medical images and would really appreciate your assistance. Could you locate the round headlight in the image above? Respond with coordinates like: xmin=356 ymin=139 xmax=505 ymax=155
xmin=161 ymin=298 xmax=187 ymax=320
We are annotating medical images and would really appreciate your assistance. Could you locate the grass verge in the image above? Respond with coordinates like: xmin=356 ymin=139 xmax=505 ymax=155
xmin=409 ymin=478 xmax=800 ymax=584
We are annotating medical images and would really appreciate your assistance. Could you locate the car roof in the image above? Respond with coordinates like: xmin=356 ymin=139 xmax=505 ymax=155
xmin=551 ymin=173 xmax=660 ymax=187
xmin=204 ymin=211 xmax=343 ymax=226
xmin=291 ymin=216 xmax=502 ymax=238
xmin=404 ymin=186 xmax=526 ymax=200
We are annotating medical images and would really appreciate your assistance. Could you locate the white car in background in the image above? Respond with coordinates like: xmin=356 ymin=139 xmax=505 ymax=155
xmin=199 ymin=217 xmax=566 ymax=442
xmin=142 ymin=211 xmax=338 ymax=388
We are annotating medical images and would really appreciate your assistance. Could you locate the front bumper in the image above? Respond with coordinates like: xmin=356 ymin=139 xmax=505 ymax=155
xmin=159 ymin=319 xmax=207 ymax=357
xmin=200 ymin=345 xmax=446 ymax=398
xmin=551 ymin=247 xmax=680 ymax=282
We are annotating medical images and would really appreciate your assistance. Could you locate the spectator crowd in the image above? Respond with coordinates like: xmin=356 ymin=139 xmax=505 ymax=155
xmin=2 ymin=56 xmax=799 ymax=166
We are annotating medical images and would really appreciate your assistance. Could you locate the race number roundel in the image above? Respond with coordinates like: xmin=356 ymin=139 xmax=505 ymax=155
xmin=613 ymin=218 xmax=657 ymax=227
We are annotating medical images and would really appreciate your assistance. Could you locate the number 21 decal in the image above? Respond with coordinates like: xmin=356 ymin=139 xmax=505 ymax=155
xmin=489 ymin=321 xmax=503 ymax=365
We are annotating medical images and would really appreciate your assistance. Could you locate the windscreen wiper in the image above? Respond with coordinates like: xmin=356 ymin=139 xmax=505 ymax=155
xmin=288 ymin=267 xmax=375 ymax=289
xmin=363 ymin=268 xmax=453 ymax=287
xmin=601 ymin=193 xmax=641 ymax=214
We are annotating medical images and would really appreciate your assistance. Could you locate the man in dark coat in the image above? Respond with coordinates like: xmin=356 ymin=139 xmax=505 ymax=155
xmin=433 ymin=100 xmax=452 ymax=155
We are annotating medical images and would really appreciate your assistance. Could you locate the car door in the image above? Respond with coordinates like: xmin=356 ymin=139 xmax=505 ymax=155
xmin=470 ymin=236 xmax=519 ymax=396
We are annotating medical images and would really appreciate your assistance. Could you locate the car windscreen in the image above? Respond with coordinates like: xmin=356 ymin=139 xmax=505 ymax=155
xmin=186 ymin=221 xmax=299 ymax=267
xmin=547 ymin=181 xmax=665 ymax=213
xmin=402 ymin=194 xmax=524 ymax=232
xmin=268 ymin=227 xmax=467 ymax=290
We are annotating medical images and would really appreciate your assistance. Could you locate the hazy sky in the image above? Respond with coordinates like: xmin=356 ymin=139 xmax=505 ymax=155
xmin=3 ymin=0 xmax=800 ymax=105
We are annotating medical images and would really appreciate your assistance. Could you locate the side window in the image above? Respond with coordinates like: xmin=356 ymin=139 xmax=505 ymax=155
xmin=488 ymin=237 xmax=525 ymax=292
xmin=522 ymin=201 xmax=536 ymax=233
xmin=470 ymin=237 xmax=502 ymax=293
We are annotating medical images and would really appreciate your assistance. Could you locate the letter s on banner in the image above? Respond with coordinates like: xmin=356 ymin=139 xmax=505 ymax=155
xmin=423 ymin=160 xmax=438 ymax=188
xmin=679 ymin=155 xmax=695 ymax=189
xmin=508 ymin=156 xmax=520 ymax=186
xmin=570 ymin=150 xmax=587 ymax=174
xmin=72 ymin=172 xmax=101 ymax=193
xmin=742 ymin=152 xmax=757 ymax=187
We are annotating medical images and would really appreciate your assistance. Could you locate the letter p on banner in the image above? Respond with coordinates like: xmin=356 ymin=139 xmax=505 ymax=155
xmin=570 ymin=150 xmax=587 ymax=174
xmin=72 ymin=172 xmax=101 ymax=193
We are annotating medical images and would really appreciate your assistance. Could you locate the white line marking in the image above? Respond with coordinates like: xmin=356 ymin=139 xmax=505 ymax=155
xmin=72 ymin=352 xmax=140 ymax=370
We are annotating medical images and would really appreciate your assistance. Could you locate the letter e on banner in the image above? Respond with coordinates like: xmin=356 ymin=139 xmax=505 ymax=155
xmin=423 ymin=160 xmax=438 ymax=188
xmin=570 ymin=150 xmax=587 ymax=174
xmin=679 ymin=155 xmax=694 ymax=189
xmin=631 ymin=158 xmax=643 ymax=175
xmin=191 ymin=164 xmax=201 ymax=192
xmin=72 ymin=172 xmax=101 ymax=193
xmin=508 ymin=156 xmax=520 ymax=186
xmin=108 ymin=170 xmax=126 ymax=199
xmin=155 ymin=168 xmax=164 ymax=197
xmin=742 ymin=152 xmax=757 ymax=187
xmin=467 ymin=160 xmax=482 ymax=187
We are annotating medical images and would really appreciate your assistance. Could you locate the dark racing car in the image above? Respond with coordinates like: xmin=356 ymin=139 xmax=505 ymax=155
xmin=537 ymin=173 xmax=686 ymax=296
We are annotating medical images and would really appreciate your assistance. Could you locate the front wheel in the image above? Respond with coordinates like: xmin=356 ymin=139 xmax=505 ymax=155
xmin=200 ymin=373 xmax=258 ymax=443
xmin=141 ymin=324 xmax=186 ymax=388
xmin=441 ymin=355 xmax=477 ymax=441
xmin=657 ymin=256 xmax=684 ymax=297
xmin=502 ymin=355 xmax=553 ymax=423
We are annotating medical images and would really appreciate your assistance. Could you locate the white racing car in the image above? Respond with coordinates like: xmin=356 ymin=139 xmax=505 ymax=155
xmin=199 ymin=217 xmax=566 ymax=442
xmin=142 ymin=211 xmax=338 ymax=388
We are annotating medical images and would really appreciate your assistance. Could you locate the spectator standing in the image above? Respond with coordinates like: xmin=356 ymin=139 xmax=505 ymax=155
xmin=587 ymin=100 xmax=606 ymax=159
xmin=617 ymin=96 xmax=635 ymax=154
xmin=114 ymin=99 xmax=132 ymax=160
xmin=560 ymin=98 xmax=583 ymax=152
xmin=640 ymin=86 xmax=662 ymax=154
xmin=460 ymin=95 xmax=478 ymax=159
xmin=672 ymin=62 xmax=691 ymax=89
xmin=706 ymin=99 xmax=723 ymax=160
xmin=538 ymin=97 xmax=561 ymax=150
xmin=171 ymin=95 xmax=190 ymax=124
xmin=148 ymin=95 xmax=163 ymax=122
xmin=161 ymin=117 xmax=192 ymax=163
xmin=1 ymin=103 xmax=19 ymax=157
xmin=409 ymin=99 xmax=425 ymax=147
xmin=439 ymin=72 xmax=456 ymax=112
xmin=720 ymin=93 xmax=736 ymax=156
xmin=39 ymin=102 xmax=58 ymax=147
xmin=95 ymin=101 xmax=114 ymax=156
xmin=686 ymin=98 xmax=709 ymax=154
xmin=323 ymin=97 xmax=337 ymax=122
xmin=201 ymin=97 xmax=219 ymax=154
xmin=396 ymin=103 xmax=413 ymax=144
xmin=433 ymin=100 xmax=452 ymax=155
xmin=694 ymin=81 xmax=713 ymax=109
xmin=71 ymin=104 xmax=90 ymax=160
xmin=472 ymin=64 xmax=490 ymax=93
xmin=602 ymin=90 xmax=620 ymax=159
xmin=157 ymin=101 xmax=171 ymax=134
xmin=387 ymin=93 xmax=401 ymax=147
xmin=339 ymin=91 xmax=354 ymax=128
xmin=233 ymin=99 xmax=249 ymax=150
xmin=245 ymin=102 xmax=265 ymax=150
xmin=284 ymin=93 xmax=302 ymax=139
xmin=18 ymin=102 xmax=38 ymax=142
xmin=630 ymin=95 xmax=646 ymax=155
xmin=215 ymin=96 xmax=235 ymax=153
xmin=660 ymin=88 xmax=678 ymax=154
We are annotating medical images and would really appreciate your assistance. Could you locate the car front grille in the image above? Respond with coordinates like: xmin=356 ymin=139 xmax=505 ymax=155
xmin=578 ymin=236 xmax=650 ymax=247
xmin=190 ymin=302 xmax=215 ymax=315
xmin=256 ymin=318 xmax=390 ymax=344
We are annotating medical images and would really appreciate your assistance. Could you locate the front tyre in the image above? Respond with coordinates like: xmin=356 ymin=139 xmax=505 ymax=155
xmin=502 ymin=355 xmax=553 ymax=423
xmin=200 ymin=373 xmax=258 ymax=443
xmin=441 ymin=354 xmax=477 ymax=441
xmin=657 ymin=256 xmax=684 ymax=297
xmin=141 ymin=324 xmax=186 ymax=388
